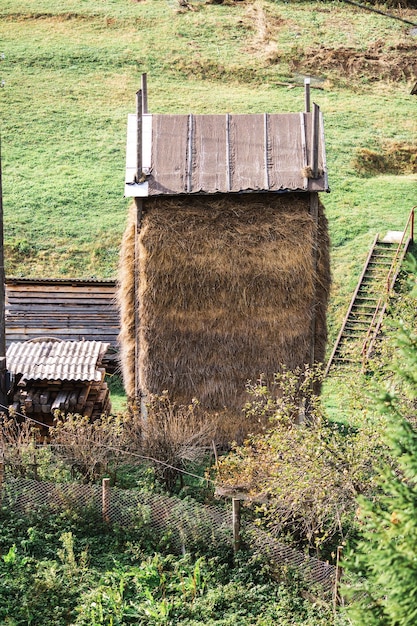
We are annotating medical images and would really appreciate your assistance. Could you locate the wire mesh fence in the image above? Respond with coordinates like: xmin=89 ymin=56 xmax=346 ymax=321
xmin=1 ymin=475 xmax=339 ymax=598
xmin=247 ymin=525 xmax=337 ymax=595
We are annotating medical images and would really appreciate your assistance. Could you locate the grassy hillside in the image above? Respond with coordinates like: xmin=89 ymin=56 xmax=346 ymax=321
xmin=0 ymin=0 xmax=416 ymax=346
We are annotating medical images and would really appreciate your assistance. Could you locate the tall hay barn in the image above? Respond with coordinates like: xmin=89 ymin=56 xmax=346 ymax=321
xmin=118 ymin=85 xmax=330 ymax=423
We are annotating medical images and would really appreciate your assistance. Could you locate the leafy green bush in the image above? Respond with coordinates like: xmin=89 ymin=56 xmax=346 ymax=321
xmin=344 ymin=277 xmax=417 ymax=624
xmin=216 ymin=366 xmax=383 ymax=556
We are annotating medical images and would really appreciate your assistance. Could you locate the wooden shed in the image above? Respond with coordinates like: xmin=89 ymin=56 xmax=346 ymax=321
xmin=118 ymin=80 xmax=330 ymax=419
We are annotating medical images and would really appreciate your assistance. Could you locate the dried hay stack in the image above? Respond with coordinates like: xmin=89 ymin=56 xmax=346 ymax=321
xmin=118 ymin=193 xmax=330 ymax=413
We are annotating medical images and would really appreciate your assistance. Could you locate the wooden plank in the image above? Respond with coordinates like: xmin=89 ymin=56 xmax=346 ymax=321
xmin=7 ymin=284 xmax=116 ymax=294
xmin=7 ymin=296 xmax=115 ymax=304
xmin=51 ymin=390 xmax=68 ymax=411
xmin=40 ymin=391 xmax=50 ymax=405
xmin=77 ymin=383 xmax=92 ymax=407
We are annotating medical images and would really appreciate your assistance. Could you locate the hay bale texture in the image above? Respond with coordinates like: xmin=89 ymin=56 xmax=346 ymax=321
xmin=118 ymin=193 xmax=330 ymax=412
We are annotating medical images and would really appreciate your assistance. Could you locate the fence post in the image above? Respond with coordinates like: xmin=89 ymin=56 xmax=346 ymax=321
xmin=333 ymin=545 xmax=344 ymax=613
xmin=102 ymin=477 xmax=110 ymax=524
xmin=232 ymin=498 xmax=241 ymax=553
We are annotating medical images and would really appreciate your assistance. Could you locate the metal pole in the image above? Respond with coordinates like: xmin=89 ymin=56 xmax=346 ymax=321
xmin=0 ymin=138 xmax=7 ymax=412
xmin=135 ymin=89 xmax=143 ymax=184
xmin=304 ymin=76 xmax=311 ymax=113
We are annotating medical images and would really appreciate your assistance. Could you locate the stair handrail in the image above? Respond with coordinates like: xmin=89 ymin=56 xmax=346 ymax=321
xmin=386 ymin=206 xmax=415 ymax=292
xmin=362 ymin=207 xmax=415 ymax=369
xmin=361 ymin=297 xmax=385 ymax=369
xmin=361 ymin=297 xmax=382 ymax=356
xmin=324 ymin=234 xmax=379 ymax=377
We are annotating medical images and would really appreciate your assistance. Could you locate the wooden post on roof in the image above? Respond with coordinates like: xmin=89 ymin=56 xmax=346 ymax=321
xmin=135 ymin=88 xmax=143 ymax=184
xmin=311 ymin=103 xmax=320 ymax=179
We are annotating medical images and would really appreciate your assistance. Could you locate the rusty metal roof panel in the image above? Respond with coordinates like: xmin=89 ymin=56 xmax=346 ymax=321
xmin=125 ymin=112 xmax=328 ymax=197
xmin=6 ymin=340 xmax=108 ymax=383
xmin=192 ymin=114 xmax=228 ymax=193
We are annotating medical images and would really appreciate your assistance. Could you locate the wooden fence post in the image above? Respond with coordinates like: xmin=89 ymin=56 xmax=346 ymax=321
xmin=333 ymin=545 xmax=344 ymax=613
xmin=102 ymin=477 xmax=110 ymax=524
xmin=232 ymin=498 xmax=241 ymax=553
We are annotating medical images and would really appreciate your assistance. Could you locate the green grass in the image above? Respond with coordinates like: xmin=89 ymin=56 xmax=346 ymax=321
xmin=106 ymin=373 xmax=128 ymax=414
xmin=1 ymin=0 xmax=416 ymax=408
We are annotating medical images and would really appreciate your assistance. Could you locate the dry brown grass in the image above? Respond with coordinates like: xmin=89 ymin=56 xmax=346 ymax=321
xmin=117 ymin=193 xmax=330 ymax=426
xmin=117 ymin=203 xmax=137 ymax=399
xmin=289 ymin=40 xmax=417 ymax=83
xmin=352 ymin=141 xmax=417 ymax=176
xmin=243 ymin=0 xmax=282 ymax=63
xmin=136 ymin=392 xmax=217 ymax=491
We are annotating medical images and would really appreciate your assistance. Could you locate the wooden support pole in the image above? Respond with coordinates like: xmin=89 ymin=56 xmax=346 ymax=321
xmin=309 ymin=192 xmax=319 ymax=367
xmin=135 ymin=89 xmax=143 ymax=183
xmin=311 ymin=103 xmax=320 ymax=179
xmin=212 ymin=439 xmax=219 ymax=471
xmin=333 ymin=545 xmax=344 ymax=613
xmin=102 ymin=477 xmax=110 ymax=524
xmin=232 ymin=498 xmax=241 ymax=553
xmin=134 ymin=198 xmax=143 ymax=414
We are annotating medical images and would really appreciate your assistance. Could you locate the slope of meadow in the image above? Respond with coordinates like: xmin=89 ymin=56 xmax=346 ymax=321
xmin=0 ymin=0 xmax=416 ymax=346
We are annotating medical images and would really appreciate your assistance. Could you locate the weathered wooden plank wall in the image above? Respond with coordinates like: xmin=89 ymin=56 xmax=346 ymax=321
xmin=5 ymin=278 xmax=119 ymax=351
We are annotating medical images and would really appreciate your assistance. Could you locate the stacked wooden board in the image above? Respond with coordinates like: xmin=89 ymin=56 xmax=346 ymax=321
xmin=7 ymin=340 xmax=111 ymax=429
xmin=10 ymin=372 xmax=110 ymax=426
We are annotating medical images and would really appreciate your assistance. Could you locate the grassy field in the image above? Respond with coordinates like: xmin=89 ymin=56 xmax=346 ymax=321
xmin=0 ymin=0 xmax=416 ymax=348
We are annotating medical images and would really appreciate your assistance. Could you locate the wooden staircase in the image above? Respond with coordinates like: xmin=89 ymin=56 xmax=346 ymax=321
xmin=325 ymin=208 xmax=415 ymax=375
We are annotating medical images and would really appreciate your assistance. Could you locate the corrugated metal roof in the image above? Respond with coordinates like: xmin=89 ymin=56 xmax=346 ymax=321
xmin=6 ymin=340 xmax=109 ymax=383
xmin=125 ymin=112 xmax=328 ymax=197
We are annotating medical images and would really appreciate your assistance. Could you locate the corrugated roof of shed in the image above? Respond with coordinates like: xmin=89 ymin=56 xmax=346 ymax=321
xmin=7 ymin=340 xmax=109 ymax=383
xmin=125 ymin=112 xmax=328 ymax=197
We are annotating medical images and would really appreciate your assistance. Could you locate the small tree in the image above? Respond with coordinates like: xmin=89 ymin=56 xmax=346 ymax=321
xmin=216 ymin=367 xmax=382 ymax=555
xmin=345 ymin=322 xmax=417 ymax=625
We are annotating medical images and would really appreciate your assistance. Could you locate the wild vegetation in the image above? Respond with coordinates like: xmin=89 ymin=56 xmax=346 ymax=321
xmin=1 ymin=0 xmax=417 ymax=623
